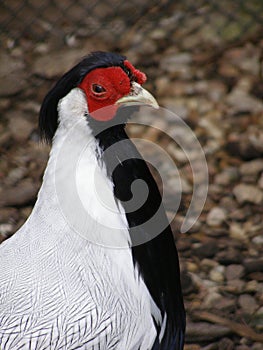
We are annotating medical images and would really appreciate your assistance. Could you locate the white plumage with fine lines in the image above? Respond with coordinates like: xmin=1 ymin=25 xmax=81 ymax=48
xmin=0 ymin=89 xmax=160 ymax=349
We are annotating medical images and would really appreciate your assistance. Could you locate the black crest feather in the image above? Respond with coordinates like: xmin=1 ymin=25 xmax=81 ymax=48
xmin=39 ymin=51 xmax=126 ymax=143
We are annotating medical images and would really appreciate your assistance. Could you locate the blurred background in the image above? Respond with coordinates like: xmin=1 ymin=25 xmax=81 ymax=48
xmin=0 ymin=1 xmax=263 ymax=349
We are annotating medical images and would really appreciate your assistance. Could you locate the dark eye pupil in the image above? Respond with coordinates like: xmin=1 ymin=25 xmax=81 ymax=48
xmin=126 ymin=69 xmax=132 ymax=78
xmin=93 ymin=84 xmax=105 ymax=93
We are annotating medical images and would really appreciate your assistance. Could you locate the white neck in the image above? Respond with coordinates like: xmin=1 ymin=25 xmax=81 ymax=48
xmin=31 ymin=88 xmax=130 ymax=248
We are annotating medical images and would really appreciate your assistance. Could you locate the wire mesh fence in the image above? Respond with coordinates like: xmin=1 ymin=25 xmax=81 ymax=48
xmin=1 ymin=0 xmax=263 ymax=50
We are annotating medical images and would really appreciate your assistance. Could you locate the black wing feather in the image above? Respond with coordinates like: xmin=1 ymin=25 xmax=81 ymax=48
xmin=94 ymin=122 xmax=185 ymax=350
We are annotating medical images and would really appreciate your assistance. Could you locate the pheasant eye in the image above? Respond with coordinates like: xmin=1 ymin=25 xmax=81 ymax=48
xmin=92 ymin=84 xmax=106 ymax=94
xmin=125 ymin=68 xmax=132 ymax=79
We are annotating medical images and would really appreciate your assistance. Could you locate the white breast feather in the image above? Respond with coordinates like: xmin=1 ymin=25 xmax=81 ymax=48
xmin=0 ymin=89 xmax=161 ymax=349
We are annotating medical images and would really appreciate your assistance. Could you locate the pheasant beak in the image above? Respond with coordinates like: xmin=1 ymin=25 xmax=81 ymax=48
xmin=115 ymin=82 xmax=159 ymax=109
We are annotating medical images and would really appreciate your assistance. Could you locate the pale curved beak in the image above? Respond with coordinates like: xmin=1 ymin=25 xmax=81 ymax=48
xmin=115 ymin=82 xmax=159 ymax=109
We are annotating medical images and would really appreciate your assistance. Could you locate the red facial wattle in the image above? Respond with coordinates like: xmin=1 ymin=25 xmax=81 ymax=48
xmin=123 ymin=60 xmax=147 ymax=85
xmin=78 ymin=62 xmax=147 ymax=121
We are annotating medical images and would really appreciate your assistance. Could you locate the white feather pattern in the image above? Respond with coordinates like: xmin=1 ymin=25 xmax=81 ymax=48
xmin=0 ymin=89 xmax=161 ymax=349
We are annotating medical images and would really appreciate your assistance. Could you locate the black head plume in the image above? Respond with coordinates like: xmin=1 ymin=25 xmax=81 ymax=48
xmin=39 ymin=51 xmax=126 ymax=143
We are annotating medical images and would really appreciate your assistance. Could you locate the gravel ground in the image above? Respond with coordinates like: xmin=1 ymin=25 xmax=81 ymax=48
xmin=0 ymin=7 xmax=263 ymax=349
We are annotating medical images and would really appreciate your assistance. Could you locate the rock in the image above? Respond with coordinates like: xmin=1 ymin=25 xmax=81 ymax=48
xmin=243 ymin=258 xmax=263 ymax=273
xmin=224 ymin=279 xmax=245 ymax=294
xmin=228 ymin=207 xmax=250 ymax=221
xmin=207 ymin=81 xmax=227 ymax=102
xmin=208 ymin=184 xmax=224 ymax=199
xmin=203 ymin=290 xmax=223 ymax=308
xmin=19 ymin=100 xmax=41 ymax=114
xmin=201 ymin=343 xmax=219 ymax=350
xmin=219 ymin=46 xmax=260 ymax=77
xmin=20 ymin=206 xmax=33 ymax=220
xmin=7 ymin=113 xmax=35 ymax=142
xmin=258 ymin=174 xmax=263 ymax=189
xmin=155 ymin=76 xmax=171 ymax=97
xmin=193 ymin=241 xmax=219 ymax=259
xmin=239 ymin=49 xmax=260 ymax=75
xmin=225 ymin=264 xmax=245 ymax=280
xmin=216 ymin=296 xmax=237 ymax=312
xmin=238 ymin=294 xmax=258 ymax=315
xmin=0 ymin=179 xmax=39 ymax=207
xmin=0 ymin=98 xmax=11 ymax=110
xmin=218 ymin=337 xmax=234 ymax=350
xmin=248 ymin=272 xmax=263 ymax=282
xmin=184 ymin=345 xmax=201 ymax=350
xmin=5 ymin=167 xmax=27 ymax=186
xmin=252 ymin=235 xmax=263 ymax=246
xmin=219 ymin=196 xmax=238 ymax=212
xmin=167 ymin=176 xmax=192 ymax=194
xmin=0 ymin=223 xmax=14 ymax=237
xmin=186 ymin=261 xmax=199 ymax=273
xmin=188 ymin=271 xmax=216 ymax=291
xmin=159 ymin=97 xmax=189 ymax=119
xmin=226 ymin=88 xmax=263 ymax=114
xmin=204 ymin=227 xmax=229 ymax=238
xmin=186 ymin=322 xmax=231 ymax=342
xmin=217 ymin=247 xmax=243 ymax=265
xmin=33 ymin=49 xmax=81 ymax=78
xmin=214 ymin=167 xmax=239 ymax=186
xmin=237 ymin=184 xmax=263 ymax=204
xmin=200 ymin=258 xmax=218 ymax=273
xmin=245 ymin=280 xmax=258 ymax=293
xmin=137 ymin=39 xmax=157 ymax=56
xmin=255 ymin=306 xmax=263 ymax=329
xmin=33 ymin=42 xmax=107 ymax=78
xmin=181 ymin=271 xmax=198 ymax=295
xmin=206 ymin=207 xmax=227 ymax=227
xmin=219 ymin=61 xmax=239 ymax=78
xmin=222 ymin=45 xmax=260 ymax=76
xmin=229 ymin=222 xmax=248 ymax=242
xmin=240 ymin=159 xmax=263 ymax=177
xmin=255 ymin=305 xmax=263 ymax=314
xmin=209 ymin=265 xmax=225 ymax=283
xmin=160 ymin=52 xmax=193 ymax=79
xmin=156 ymin=80 xmax=226 ymax=101
xmin=161 ymin=52 xmax=192 ymax=66
xmin=199 ymin=117 xmax=224 ymax=140
xmin=177 ymin=237 xmax=192 ymax=252
xmin=0 ymin=53 xmax=27 ymax=96
xmin=150 ymin=28 xmax=167 ymax=41
xmin=226 ymin=131 xmax=263 ymax=160
xmin=0 ymin=207 xmax=19 ymax=222
xmin=233 ymin=184 xmax=263 ymax=205
xmin=0 ymin=131 xmax=12 ymax=147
